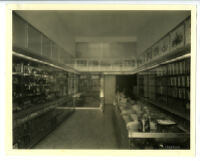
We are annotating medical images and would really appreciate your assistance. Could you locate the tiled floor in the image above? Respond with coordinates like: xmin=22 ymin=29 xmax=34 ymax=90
xmin=34 ymin=105 xmax=118 ymax=149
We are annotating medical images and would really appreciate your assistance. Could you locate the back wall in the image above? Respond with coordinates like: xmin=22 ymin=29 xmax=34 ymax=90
xmin=76 ymin=42 xmax=137 ymax=59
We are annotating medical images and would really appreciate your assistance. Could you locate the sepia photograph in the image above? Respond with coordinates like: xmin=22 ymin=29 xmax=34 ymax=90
xmin=5 ymin=4 xmax=197 ymax=156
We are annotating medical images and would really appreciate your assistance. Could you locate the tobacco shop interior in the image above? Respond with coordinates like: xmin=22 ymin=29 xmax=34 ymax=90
xmin=12 ymin=10 xmax=191 ymax=149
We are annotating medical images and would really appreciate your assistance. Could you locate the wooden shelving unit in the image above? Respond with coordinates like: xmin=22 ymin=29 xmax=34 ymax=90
xmin=134 ymin=16 xmax=191 ymax=123
xmin=12 ymin=53 xmax=79 ymax=149
xmin=12 ymin=13 xmax=81 ymax=149
xmin=137 ymin=56 xmax=190 ymax=122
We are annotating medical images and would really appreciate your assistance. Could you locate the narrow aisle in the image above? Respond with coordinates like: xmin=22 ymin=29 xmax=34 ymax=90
xmin=34 ymin=105 xmax=118 ymax=149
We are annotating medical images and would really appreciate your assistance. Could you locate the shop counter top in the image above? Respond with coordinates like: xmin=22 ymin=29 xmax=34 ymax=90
xmin=113 ymin=101 xmax=190 ymax=149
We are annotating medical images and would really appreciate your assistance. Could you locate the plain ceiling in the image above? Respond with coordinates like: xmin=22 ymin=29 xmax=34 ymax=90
xmin=15 ymin=10 xmax=190 ymax=56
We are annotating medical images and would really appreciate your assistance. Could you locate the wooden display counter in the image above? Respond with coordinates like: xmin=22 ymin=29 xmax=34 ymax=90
xmin=13 ymin=97 xmax=75 ymax=149
xmin=112 ymin=102 xmax=190 ymax=149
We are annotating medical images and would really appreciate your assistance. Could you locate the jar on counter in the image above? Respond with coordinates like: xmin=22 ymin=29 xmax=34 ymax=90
xmin=138 ymin=116 xmax=150 ymax=132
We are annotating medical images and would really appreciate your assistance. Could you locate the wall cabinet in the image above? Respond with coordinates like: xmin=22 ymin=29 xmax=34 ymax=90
xmin=137 ymin=57 xmax=190 ymax=121
xmin=12 ymin=54 xmax=78 ymax=149
xmin=185 ymin=18 xmax=191 ymax=47
xmin=138 ymin=16 xmax=190 ymax=68
xmin=170 ymin=24 xmax=185 ymax=51
xmin=13 ymin=14 xmax=27 ymax=49
xmin=13 ymin=13 xmax=72 ymax=65
xmin=28 ymin=25 xmax=42 ymax=55
xmin=42 ymin=35 xmax=51 ymax=58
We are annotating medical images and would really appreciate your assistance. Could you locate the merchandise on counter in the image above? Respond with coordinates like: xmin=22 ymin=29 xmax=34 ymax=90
xmin=157 ymin=119 xmax=176 ymax=125
xmin=121 ymin=109 xmax=133 ymax=115
xmin=150 ymin=121 xmax=157 ymax=131
xmin=122 ymin=115 xmax=132 ymax=123
xmin=127 ymin=121 xmax=139 ymax=131
xmin=130 ymin=114 xmax=138 ymax=121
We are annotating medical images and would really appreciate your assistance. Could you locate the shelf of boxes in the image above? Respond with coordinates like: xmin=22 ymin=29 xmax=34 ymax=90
xmin=138 ymin=57 xmax=190 ymax=121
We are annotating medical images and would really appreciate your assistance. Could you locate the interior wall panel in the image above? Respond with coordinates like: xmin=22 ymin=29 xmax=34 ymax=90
xmin=51 ymin=42 xmax=58 ymax=62
xmin=13 ymin=14 xmax=27 ymax=49
xmin=42 ymin=35 xmax=51 ymax=59
xmin=28 ymin=25 xmax=42 ymax=55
